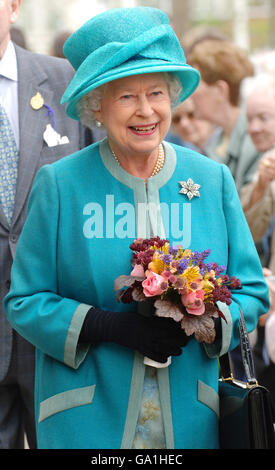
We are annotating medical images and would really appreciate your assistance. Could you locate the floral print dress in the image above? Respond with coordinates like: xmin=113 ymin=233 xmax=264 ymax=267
xmin=132 ymin=366 xmax=166 ymax=449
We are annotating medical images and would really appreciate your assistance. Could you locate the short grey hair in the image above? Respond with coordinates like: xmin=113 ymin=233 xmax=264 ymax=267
xmin=241 ymin=73 xmax=275 ymax=104
xmin=77 ymin=72 xmax=183 ymax=129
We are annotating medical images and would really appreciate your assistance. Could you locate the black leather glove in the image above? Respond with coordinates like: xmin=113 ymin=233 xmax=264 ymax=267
xmin=79 ymin=307 xmax=190 ymax=363
xmin=214 ymin=317 xmax=222 ymax=339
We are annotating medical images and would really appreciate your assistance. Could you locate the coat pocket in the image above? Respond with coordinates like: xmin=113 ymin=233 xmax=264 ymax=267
xmin=38 ymin=385 xmax=95 ymax=423
xmin=197 ymin=380 xmax=219 ymax=418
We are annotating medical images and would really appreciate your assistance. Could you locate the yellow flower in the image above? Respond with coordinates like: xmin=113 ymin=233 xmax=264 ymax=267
xmin=182 ymin=249 xmax=192 ymax=259
xmin=162 ymin=242 xmax=170 ymax=254
xmin=148 ymin=252 xmax=166 ymax=274
xmin=204 ymin=269 xmax=216 ymax=280
xmin=169 ymin=266 xmax=177 ymax=274
xmin=152 ymin=242 xmax=169 ymax=254
xmin=174 ymin=247 xmax=190 ymax=260
xmin=202 ymin=278 xmax=215 ymax=298
xmin=182 ymin=266 xmax=202 ymax=286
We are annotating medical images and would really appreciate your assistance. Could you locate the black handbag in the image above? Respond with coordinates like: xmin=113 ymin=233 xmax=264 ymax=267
xmin=219 ymin=307 xmax=275 ymax=449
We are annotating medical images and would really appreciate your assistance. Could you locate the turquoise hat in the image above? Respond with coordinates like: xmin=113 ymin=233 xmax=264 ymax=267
xmin=61 ymin=7 xmax=200 ymax=120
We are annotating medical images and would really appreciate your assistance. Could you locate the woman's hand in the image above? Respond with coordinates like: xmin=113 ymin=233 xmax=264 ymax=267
xmin=250 ymin=149 xmax=275 ymax=207
xmin=258 ymin=149 xmax=275 ymax=187
xmin=79 ymin=307 xmax=190 ymax=363
xmin=260 ymin=267 xmax=275 ymax=326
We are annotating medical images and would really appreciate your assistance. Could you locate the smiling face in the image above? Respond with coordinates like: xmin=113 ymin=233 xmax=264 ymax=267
xmin=246 ymin=90 xmax=275 ymax=153
xmin=94 ymin=73 xmax=172 ymax=159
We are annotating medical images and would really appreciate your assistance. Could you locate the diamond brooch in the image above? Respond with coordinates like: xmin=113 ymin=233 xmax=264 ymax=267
xmin=179 ymin=178 xmax=200 ymax=200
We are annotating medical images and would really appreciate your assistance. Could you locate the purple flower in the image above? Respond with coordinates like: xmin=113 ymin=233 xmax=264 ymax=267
xmin=162 ymin=254 xmax=172 ymax=265
xmin=169 ymin=246 xmax=178 ymax=256
xmin=215 ymin=265 xmax=226 ymax=275
xmin=201 ymin=249 xmax=211 ymax=259
xmin=199 ymin=264 xmax=207 ymax=276
xmin=191 ymin=249 xmax=211 ymax=264
xmin=178 ymin=259 xmax=189 ymax=274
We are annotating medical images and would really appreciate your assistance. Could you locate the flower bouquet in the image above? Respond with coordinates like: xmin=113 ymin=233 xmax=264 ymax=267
xmin=114 ymin=237 xmax=241 ymax=367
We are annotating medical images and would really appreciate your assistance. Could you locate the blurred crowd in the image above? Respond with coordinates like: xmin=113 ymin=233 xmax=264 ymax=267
xmin=170 ymin=31 xmax=275 ymax=398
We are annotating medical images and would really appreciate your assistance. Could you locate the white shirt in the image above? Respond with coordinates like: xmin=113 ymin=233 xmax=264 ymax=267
xmin=0 ymin=41 xmax=19 ymax=148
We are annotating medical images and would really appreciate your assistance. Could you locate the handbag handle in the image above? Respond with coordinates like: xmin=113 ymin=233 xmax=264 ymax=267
xmin=220 ymin=306 xmax=258 ymax=387
xmin=238 ymin=307 xmax=257 ymax=386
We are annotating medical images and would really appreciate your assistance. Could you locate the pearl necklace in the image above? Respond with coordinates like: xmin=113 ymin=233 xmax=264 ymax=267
xmin=110 ymin=144 xmax=165 ymax=179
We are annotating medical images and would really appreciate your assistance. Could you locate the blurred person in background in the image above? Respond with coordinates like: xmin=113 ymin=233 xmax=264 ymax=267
xmin=181 ymin=27 xmax=228 ymax=57
xmin=168 ymin=97 xmax=221 ymax=154
xmin=241 ymin=74 xmax=275 ymax=272
xmin=50 ymin=30 xmax=72 ymax=58
xmin=188 ymin=39 xmax=260 ymax=192
xmin=241 ymin=74 xmax=275 ymax=405
xmin=10 ymin=26 xmax=27 ymax=49
xmin=0 ymin=0 xmax=92 ymax=449
xmin=188 ymin=39 xmax=262 ymax=380
xmin=252 ymin=269 xmax=275 ymax=409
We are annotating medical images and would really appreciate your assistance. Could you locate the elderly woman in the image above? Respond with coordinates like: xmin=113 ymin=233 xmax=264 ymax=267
xmin=4 ymin=7 xmax=269 ymax=449
xmin=240 ymin=75 xmax=275 ymax=404
xmin=188 ymin=39 xmax=260 ymax=191
xmin=241 ymin=74 xmax=275 ymax=271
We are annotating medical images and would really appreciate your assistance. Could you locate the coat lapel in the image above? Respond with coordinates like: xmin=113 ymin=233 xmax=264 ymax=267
xmin=0 ymin=205 xmax=9 ymax=230
xmin=12 ymin=45 xmax=53 ymax=227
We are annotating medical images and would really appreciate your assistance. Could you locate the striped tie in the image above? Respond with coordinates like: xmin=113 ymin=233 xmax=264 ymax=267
xmin=0 ymin=103 xmax=19 ymax=225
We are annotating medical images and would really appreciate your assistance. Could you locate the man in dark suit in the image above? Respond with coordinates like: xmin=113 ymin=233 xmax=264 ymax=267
xmin=0 ymin=0 xmax=93 ymax=449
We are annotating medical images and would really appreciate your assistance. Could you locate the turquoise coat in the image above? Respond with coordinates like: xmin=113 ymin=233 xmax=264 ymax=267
xmin=4 ymin=139 xmax=269 ymax=449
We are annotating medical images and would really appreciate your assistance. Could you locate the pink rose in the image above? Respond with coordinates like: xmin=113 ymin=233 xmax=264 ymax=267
xmin=181 ymin=289 xmax=205 ymax=316
xmin=142 ymin=271 xmax=166 ymax=297
xmin=130 ymin=264 xmax=145 ymax=277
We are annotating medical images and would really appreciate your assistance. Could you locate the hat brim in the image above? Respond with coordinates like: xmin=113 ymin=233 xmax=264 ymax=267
xmin=64 ymin=60 xmax=200 ymax=121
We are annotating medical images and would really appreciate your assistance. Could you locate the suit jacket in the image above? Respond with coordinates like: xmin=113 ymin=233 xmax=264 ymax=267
xmin=4 ymin=140 xmax=269 ymax=448
xmin=0 ymin=43 xmax=91 ymax=381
